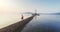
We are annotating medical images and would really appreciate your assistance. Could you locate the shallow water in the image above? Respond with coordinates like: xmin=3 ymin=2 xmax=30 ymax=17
xmin=21 ymin=15 xmax=60 ymax=32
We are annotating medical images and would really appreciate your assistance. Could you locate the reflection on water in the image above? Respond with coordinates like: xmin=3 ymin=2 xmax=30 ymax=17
xmin=21 ymin=15 xmax=60 ymax=32
xmin=0 ymin=14 xmax=31 ymax=29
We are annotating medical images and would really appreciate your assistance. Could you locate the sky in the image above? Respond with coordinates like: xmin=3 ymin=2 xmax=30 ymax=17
xmin=0 ymin=0 xmax=60 ymax=13
xmin=0 ymin=0 xmax=60 ymax=28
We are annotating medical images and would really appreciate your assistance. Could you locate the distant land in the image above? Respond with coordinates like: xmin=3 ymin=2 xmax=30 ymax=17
xmin=40 ymin=12 xmax=60 ymax=15
xmin=20 ymin=12 xmax=60 ymax=15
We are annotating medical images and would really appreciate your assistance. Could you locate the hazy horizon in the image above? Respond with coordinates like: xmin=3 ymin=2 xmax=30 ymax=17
xmin=0 ymin=0 xmax=60 ymax=29
xmin=0 ymin=0 xmax=60 ymax=14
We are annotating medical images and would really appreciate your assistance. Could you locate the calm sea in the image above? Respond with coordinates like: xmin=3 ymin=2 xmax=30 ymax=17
xmin=21 ymin=15 xmax=60 ymax=32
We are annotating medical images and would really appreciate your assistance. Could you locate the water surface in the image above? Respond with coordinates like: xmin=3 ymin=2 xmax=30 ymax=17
xmin=0 ymin=14 xmax=31 ymax=29
xmin=21 ymin=15 xmax=60 ymax=32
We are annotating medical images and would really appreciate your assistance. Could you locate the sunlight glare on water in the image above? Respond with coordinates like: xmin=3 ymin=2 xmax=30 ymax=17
xmin=0 ymin=14 xmax=31 ymax=29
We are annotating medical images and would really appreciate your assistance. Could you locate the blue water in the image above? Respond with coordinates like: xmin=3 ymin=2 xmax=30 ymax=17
xmin=21 ymin=15 xmax=60 ymax=32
